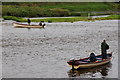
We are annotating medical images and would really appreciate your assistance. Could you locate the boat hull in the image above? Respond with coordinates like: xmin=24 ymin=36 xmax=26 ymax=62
xmin=13 ymin=23 xmax=44 ymax=28
xmin=68 ymin=59 xmax=111 ymax=69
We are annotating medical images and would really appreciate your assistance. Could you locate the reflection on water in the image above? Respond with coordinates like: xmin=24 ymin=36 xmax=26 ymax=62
xmin=68 ymin=62 xmax=112 ymax=78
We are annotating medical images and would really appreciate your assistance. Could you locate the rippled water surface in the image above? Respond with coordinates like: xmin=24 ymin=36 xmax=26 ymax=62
xmin=2 ymin=20 xmax=118 ymax=78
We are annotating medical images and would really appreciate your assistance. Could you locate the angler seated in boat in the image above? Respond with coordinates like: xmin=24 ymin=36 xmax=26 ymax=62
xmin=89 ymin=53 xmax=97 ymax=62
xmin=39 ymin=22 xmax=46 ymax=28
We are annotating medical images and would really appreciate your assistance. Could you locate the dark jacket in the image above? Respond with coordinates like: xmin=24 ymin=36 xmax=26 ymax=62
xmin=39 ymin=22 xmax=42 ymax=26
xmin=90 ymin=53 xmax=96 ymax=62
xmin=28 ymin=18 xmax=31 ymax=24
xmin=101 ymin=41 xmax=109 ymax=50
xmin=101 ymin=41 xmax=109 ymax=59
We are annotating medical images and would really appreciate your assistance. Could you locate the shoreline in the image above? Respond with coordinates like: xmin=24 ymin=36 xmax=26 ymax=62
xmin=2 ymin=15 xmax=120 ymax=23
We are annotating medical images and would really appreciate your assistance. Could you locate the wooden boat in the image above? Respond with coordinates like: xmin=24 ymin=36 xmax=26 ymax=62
xmin=67 ymin=53 xmax=112 ymax=69
xmin=68 ymin=62 xmax=111 ymax=77
xmin=13 ymin=23 xmax=45 ymax=28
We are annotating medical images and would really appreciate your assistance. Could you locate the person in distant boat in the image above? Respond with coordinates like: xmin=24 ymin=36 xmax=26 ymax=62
xmin=42 ymin=24 xmax=45 ymax=28
xmin=28 ymin=18 xmax=31 ymax=25
xmin=90 ymin=53 xmax=96 ymax=62
xmin=39 ymin=21 xmax=42 ymax=26
xmin=101 ymin=40 xmax=109 ymax=59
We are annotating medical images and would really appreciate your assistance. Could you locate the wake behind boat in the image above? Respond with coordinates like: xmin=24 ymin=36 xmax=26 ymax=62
xmin=13 ymin=23 xmax=45 ymax=28
xmin=67 ymin=53 xmax=112 ymax=69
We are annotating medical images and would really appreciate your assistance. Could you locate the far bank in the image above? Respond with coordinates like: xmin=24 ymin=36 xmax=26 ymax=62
xmin=2 ymin=15 xmax=120 ymax=23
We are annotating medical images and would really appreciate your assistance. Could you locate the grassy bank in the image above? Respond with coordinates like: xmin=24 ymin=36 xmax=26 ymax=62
xmin=94 ymin=15 xmax=120 ymax=20
xmin=3 ymin=15 xmax=120 ymax=22
xmin=2 ymin=2 xmax=119 ymax=17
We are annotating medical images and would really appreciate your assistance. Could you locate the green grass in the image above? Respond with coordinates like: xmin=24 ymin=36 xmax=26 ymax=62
xmin=39 ymin=3 xmax=114 ymax=12
xmin=2 ymin=2 xmax=119 ymax=17
xmin=31 ymin=17 xmax=89 ymax=22
xmin=3 ymin=15 xmax=120 ymax=22
xmin=94 ymin=15 xmax=120 ymax=20
xmin=3 ymin=16 xmax=27 ymax=22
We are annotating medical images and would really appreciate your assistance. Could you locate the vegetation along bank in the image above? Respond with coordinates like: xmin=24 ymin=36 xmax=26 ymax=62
xmin=2 ymin=2 xmax=120 ymax=22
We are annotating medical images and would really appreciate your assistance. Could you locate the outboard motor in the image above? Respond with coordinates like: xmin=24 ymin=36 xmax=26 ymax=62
xmin=69 ymin=58 xmax=75 ymax=70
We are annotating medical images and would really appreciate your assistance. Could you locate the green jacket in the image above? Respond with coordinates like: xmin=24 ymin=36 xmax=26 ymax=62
xmin=101 ymin=42 xmax=109 ymax=50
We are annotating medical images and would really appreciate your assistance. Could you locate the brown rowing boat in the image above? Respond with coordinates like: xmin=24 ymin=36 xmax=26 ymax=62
xmin=13 ymin=23 xmax=45 ymax=28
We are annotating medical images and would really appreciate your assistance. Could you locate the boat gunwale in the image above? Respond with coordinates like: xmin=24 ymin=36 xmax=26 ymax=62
xmin=78 ymin=58 xmax=111 ymax=65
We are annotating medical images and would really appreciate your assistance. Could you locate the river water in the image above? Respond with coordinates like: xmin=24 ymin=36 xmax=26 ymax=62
xmin=2 ymin=20 xmax=118 ymax=78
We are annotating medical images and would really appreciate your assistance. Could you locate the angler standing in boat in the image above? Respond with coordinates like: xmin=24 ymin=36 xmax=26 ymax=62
xmin=28 ymin=18 xmax=31 ymax=25
xmin=101 ymin=40 xmax=109 ymax=59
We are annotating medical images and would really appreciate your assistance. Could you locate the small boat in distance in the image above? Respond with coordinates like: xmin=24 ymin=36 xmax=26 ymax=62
xmin=67 ymin=53 xmax=112 ymax=69
xmin=13 ymin=23 xmax=45 ymax=28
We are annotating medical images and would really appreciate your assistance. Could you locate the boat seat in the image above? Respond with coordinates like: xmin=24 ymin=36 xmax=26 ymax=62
xmin=78 ymin=61 xmax=88 ymax=64
xmin=83 ymin=59 xmax=90 ymax=61
xmin=96 ymin=58 xmax=102 ymax=60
